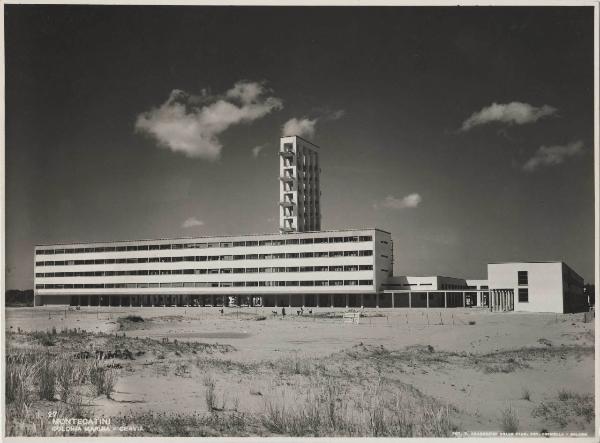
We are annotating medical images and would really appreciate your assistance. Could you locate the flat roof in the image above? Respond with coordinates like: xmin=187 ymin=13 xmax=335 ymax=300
xmin=280 ymin=135 xmax=321 ymax=150
xmin=35 ymin=227 xmax=391 ymax=248
xmin=390 ymin=275 xmax=467 ymax=280
xmin=488 ymin=261 xmax=562 ymax=264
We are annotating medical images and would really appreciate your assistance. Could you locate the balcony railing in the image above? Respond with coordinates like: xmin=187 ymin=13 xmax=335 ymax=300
xmin=279 ymin=200 xmax=295 ymax=207
xmin=279 ymin=175 xmax=295 ymax=182
xmin=279 ymin=150 xmax=295 ymax=158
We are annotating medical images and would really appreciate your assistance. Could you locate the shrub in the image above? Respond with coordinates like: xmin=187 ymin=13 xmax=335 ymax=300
xmin=558 ymin=389 xmax=575 ymax=401
xmin=89 ymin=363 xmax=117 ymax=398
xmin=500 ymin=406 xmax=519 ymax=433
xmin=124 ymin=315 xmax=144 ymax=322
xmin=67 ymin=391 xmax=88 ymax=419
xmin=521 ymin=387 xmax=531 ymax=401
xmin=32 ymin=331 xmax=56 ymax=347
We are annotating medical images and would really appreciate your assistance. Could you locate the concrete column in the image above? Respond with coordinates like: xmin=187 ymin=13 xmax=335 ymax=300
xmin=391 ymin=293 xmax=395 ymax=308
xmin=345 ymin=294 xmax=349 ymax=308
xmin=211 ymin=294 xmax=215 ymax=307
xmin=444 ymin=292 xmax=447 ymax=308
xmin=274 ymin=295 xmax=278 ymax=308
xmin=316 ymin=294 xmax=320 ymax=308
xmin=108 ymin=296 xmax=111 ymax=307
xmin=376 ymin=293 xmax=379 ymax=309
xmin=88 ymin=295 xmax=91 ymax=307
xmin=360 ymin=294 xmax=364 ymax=309
xmin=222 ymin=295 xmax=226 ymax=308
xmin=426 ymin=292 xmax=429 ymax=309
xmin=302 ymin=294 xmax=306 ymax=308
xmin=462 ymin=292 xmax=466 ymax=308
xmin=288 ymin=293 xmax=292 ymax=308
xmin=409 ymin=292 xmax=412 ymax=308
xmin=330 ymin=294 xmax=334 ymax=308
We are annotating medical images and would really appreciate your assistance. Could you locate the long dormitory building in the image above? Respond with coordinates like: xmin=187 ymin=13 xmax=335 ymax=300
xmin=34 ymin=229 xmax=393 ymax=308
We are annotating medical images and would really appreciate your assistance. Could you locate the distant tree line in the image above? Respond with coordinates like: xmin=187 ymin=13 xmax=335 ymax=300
xmin=5 ymin=289 xmax=34 ymax=307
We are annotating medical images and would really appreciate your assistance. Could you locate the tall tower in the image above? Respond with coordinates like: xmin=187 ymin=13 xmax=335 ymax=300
xmin=279 ymin=136 xmax=321 ymax=233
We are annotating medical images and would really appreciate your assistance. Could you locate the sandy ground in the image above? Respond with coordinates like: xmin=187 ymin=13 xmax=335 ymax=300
xmin=4 ymin=306 xmax=596 ymax=437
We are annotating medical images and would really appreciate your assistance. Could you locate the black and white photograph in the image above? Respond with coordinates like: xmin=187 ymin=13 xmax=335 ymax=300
xmin=2 ymin=2 xmax=598 ymax=440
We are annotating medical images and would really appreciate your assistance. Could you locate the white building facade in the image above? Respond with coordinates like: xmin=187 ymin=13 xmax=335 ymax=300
xmin=487 ymin=262 xmax=586 ymax=313
xmin=279 ymin=136 xmax=321 ymax=233
xmin=34 ymin=228 xmax=393 ymax=308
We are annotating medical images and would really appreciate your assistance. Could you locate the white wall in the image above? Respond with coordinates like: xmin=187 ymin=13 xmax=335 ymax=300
xmin=487 ymin=262 xmax=564 ymax=313
xmin=466 ymin=279 xmax=488 ymax=289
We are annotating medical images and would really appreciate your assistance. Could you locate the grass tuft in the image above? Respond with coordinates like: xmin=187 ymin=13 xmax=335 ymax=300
xmin=204 ymin=374 xmax=216 ymax=411
xmin=89 ymin=362 xmax=117 ymax=398
xmin=500 ymin=406 xmax=519 ymax=433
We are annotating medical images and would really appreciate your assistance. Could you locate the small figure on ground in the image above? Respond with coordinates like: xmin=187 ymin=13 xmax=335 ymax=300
xmin=281 ymin=307 xmax=286 ymax=317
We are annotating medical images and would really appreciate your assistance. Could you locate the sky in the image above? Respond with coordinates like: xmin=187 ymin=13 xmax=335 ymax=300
xmin=5 ymin=5 xmax=596 ymax=289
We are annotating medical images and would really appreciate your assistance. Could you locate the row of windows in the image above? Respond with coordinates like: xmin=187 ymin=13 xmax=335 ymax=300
xmin=35 ymin=250 xmax=374 ymax=267
xmin=36 ymin=280 xmax=374 ymax=289
xmin=440 ymin=284 xmax=468 ymax=290
xmin=36 ymin=236 xmax=374 ymax=255
xmin=36 ymin=264 xmax=374 ymax=278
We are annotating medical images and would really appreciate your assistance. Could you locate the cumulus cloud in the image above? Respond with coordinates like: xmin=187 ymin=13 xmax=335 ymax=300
xmin=461 ymin=102 xmax=557 ymax=131
xmin=135 ymin=81 xmax=283 ymax=160
xmin=282 ymin=117 xmax=317 ymax=139
xmin=182 ymin=217 xmax=204 ymax=228
xmin=251 ymin=145 xmax=265 ymax=158
xmin=324 ymin=109 xmax=346 ymax=120
xmin=523 ymin=140 xmax=584 ymax=172
xmin=281 ymin=109 xmax=345 ymax=139
xmin=374 ymin=193 xmax=422 ymax=210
